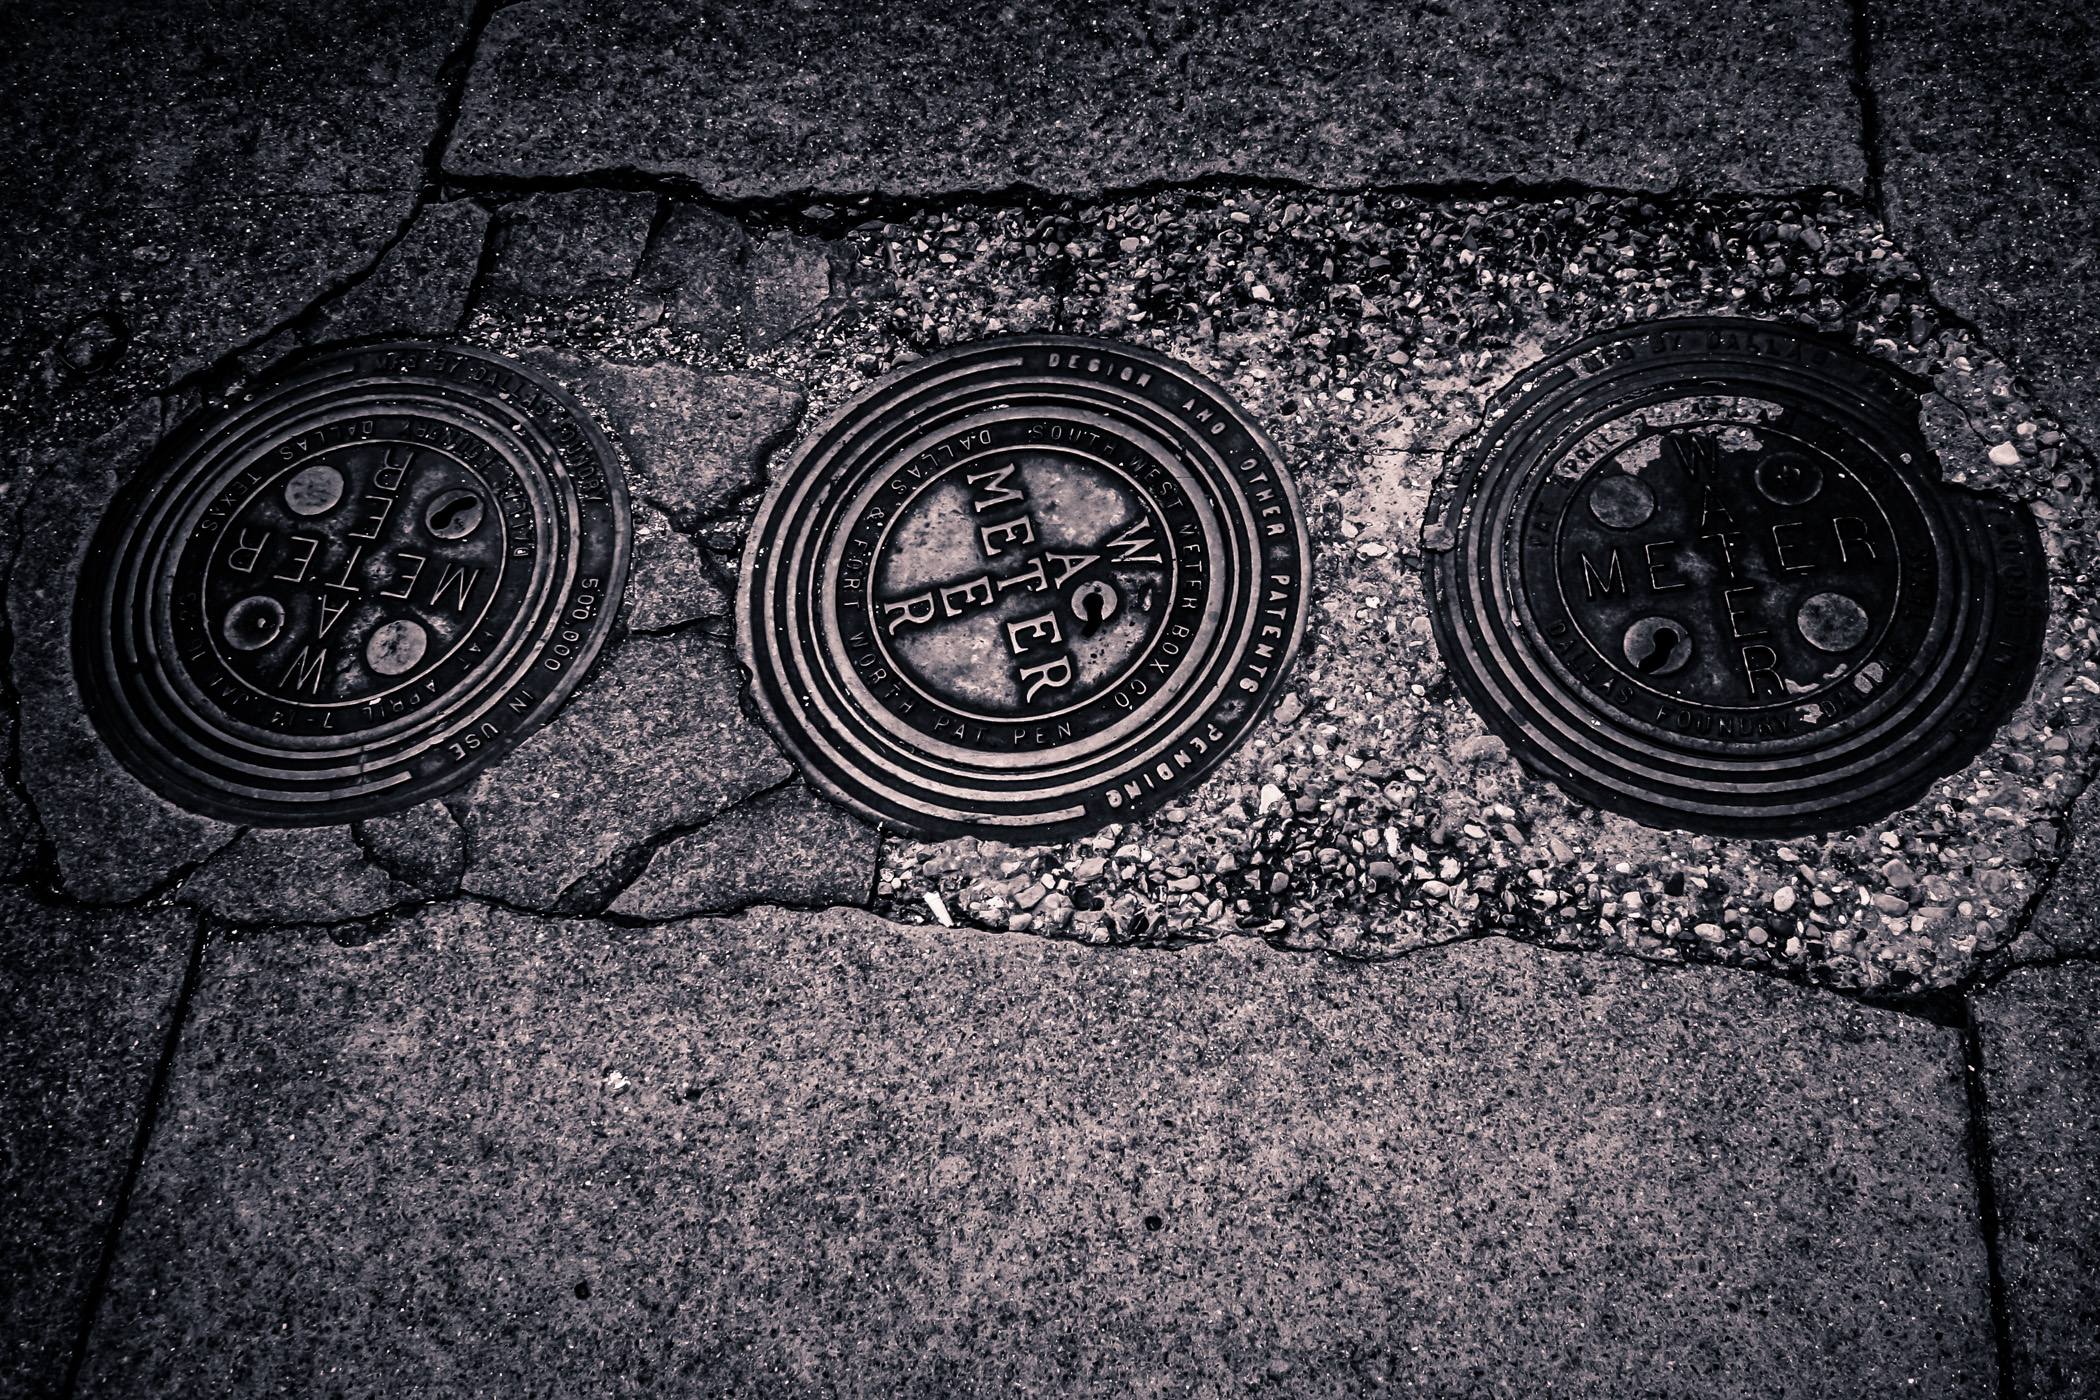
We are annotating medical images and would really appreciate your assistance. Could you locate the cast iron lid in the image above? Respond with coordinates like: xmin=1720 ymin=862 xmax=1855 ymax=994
xmin=1424 ymin=317 xmax=2046 ymax=835
xmin=740 ymin=336 xmax=1310 ymax=841
xmin=75 ymin=342 xmax=631 ymax=825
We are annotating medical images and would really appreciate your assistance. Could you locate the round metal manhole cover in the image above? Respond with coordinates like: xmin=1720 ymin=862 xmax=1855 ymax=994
xmin=76 ymin=342 xmax=630 ymax=825
xmin=1426 ymin=318 xmax=2047 ymax=834
xmin=740 ymin=337 xmax=1310 ymax=841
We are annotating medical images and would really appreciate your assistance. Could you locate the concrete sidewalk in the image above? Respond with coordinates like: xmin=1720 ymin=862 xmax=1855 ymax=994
xmin=2 ymin=2 xmax=2096 ymax=1396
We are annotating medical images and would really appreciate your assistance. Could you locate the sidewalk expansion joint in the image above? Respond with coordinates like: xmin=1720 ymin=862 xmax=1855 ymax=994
xmin=58 ymin=910 xmax=214 ymax=1400
xmin=1960 ymin=998 xmax=2021 ymax=1400
xmin=1846 ymin=0 xmax=1888 ymax=218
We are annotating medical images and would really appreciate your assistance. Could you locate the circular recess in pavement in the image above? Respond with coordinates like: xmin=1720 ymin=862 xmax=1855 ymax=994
xmin=1425 ymin=317 xmax=2047 ymax=835
xmin=740 ymin=336 xmax=1310 ymax=841
xmin=75 ymin=341 xmax=630 ymax=825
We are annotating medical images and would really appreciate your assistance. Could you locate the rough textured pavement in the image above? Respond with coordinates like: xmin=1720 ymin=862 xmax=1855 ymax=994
xmin=1869 ymin=0 xmax=2100 ymax=447
xmin=0 ymin=0 xmax=472 ymax=417
xmin=0 ymin=898 xmax=194 ymax=1400
xmin=1976 ymin=963 xmax=2100 ymax=1400
xmin=3 ymin=0 xmax=2097 ymax=1396
xmin=446 ymin=0 xmax=1865 ymax=197
xmin=81 ymin=910 xmax=1991 ymax=1398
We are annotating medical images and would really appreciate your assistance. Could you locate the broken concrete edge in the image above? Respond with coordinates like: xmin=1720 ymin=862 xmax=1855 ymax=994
xmin=5 ymin=183 xmax=2087 ymax=979
xmin=28 ymin=162 xmax=2062 ymax=473
xmin=442 ymin=170 xmax=1884 ymax=230
xmin=5 ymin=401 xmax=243 ymax=902
xmin=110 ymin=897 xmax=1998 ymax=1003
xmin=501 ymin=343 xmax=807 ymax=532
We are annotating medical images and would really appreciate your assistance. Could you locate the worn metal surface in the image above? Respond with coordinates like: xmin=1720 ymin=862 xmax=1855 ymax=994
xmin=741 ymin=337 xmax=1309 ymax=841
xmin=75 ymin=343 xmax=630 ymax=825
xmin=1427 ymin=318 xmax=2046 ymax=834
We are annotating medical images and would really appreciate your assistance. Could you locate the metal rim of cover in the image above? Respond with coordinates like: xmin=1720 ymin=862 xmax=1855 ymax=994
xmin=739 ymin=335 xmax=1312 ymax=842
xmin=1424 ymin=316 xmax=2046 ymax=836
xmin=74 ymin=341 xmax=631 ymax=825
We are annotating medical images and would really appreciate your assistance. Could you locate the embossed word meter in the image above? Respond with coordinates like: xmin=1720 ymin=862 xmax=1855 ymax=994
xmin=1427 ymin=318 xmax=2044 ymax=834
xmin=76 ymin=343 xmax=629 ymax=824
xmin=741 ymin=337 xmax=1310 ymax=840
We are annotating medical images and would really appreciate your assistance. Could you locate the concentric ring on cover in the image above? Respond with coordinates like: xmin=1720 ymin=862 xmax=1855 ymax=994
xmin=74 ymin=341 xmax=630 ymax=825
xmin=739 ymin=336 xmax=1310 ymax=841
xmin=1424 ymin=317 xmax=2046 ymax=836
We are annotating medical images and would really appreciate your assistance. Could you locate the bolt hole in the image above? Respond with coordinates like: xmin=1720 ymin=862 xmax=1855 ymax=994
xmin=1636 ymin=628 xmax=1680 ymax=673
xmin=1079 ymin=588 xmax=1108 ymax=636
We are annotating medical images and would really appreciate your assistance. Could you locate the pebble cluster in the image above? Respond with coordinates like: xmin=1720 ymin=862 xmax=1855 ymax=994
xmin=392 ymin=181 xmax=2100 ymax=994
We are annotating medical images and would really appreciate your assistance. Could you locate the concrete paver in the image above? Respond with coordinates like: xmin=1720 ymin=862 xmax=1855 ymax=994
xmin=0 ymin=0 xmax=474 ymax=422
xmin=1974 ymin=962 xmax=2100 ymax=1400
xmin=0 ymin=895 xmax=196 ymax=1400
xmin=1868 ymin=0 xmax=2100 ymax=445
xmin=81 ymin=906 xmax=1992 ymax=1398
xmin=446 ymin=0 xmax=1865 ymax=198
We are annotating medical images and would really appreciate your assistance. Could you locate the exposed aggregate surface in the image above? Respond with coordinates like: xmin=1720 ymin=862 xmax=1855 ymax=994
xmin=431 ymin=179 xmax=2098 ymax=996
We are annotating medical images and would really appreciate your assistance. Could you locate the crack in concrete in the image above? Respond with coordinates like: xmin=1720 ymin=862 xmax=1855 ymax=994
xmin=135 ymin=0 xmax=506 ymax=406
xmin=20 ymin=222 xmax=2077 ymax=1017
xmin=16 ymin=171 xmax=2092 ymax=1020
xmin=564 ymin=771 xmax=807 ymax=921
xmin=433 ymin=165 xmax=1867 ymax=230
xmin=21 ymin=35 xmax=2074 ymax=1388
xmin=1970 ymin=946 xmax=2100 ymax=992
xmin=158 ymin=894 xmax=1986 ymax=1042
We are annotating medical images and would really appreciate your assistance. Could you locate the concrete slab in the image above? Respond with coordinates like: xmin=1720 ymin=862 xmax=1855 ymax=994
xmin=0 ymin=0 xmax=473 ymax=436
xmin=81 ymin=906 xmax=1994 ymax=1397
xmin=445 ymin=0 xmax=1865 ymax=199
xmin=1974 ymin=962 xmax=2100 ymax=1399
xmin=0 ymin=894 xmax=196 ymax=1400
xmin=1868 ymin=0 xmax=2100 ymax=445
